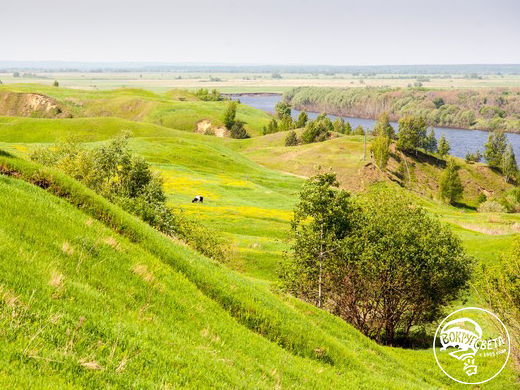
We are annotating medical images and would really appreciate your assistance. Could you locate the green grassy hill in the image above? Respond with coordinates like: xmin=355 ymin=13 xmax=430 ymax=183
xmin=0 ymin=90 xmax=518 ymax=388
xmin=0 ymin=84 xmax=272 ymax=136
xmin=0 ymin=153 xmax=487 ymax=389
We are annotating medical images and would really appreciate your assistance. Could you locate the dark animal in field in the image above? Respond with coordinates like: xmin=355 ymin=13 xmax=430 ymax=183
xmin=192 ymin=195 xmax=204 ymax=203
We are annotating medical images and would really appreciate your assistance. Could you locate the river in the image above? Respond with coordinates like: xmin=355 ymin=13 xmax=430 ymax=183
xmin=233 ymin=93 xmax=520 ymax=164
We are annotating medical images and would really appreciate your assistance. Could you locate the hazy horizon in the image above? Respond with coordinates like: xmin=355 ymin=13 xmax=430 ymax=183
xmin=3 ymin=0 xmax=519 ymax=65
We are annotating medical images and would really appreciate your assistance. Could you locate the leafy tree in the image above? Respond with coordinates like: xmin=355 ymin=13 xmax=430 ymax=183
xmin=437 ymin=134 xmax=450 ymax=157
xmin=275 ymin=101 xmax=291 ymax=119
xmin=295 ymin=111 xmax=308 ymax=128
xmin=53 ymin=80 xmax=59 ymax=87
xmin=300 ymin=115 xmax=332 ymax=144
xmin=465 ymin=150 xmax=482 ymax=163
xmin=195 ymin=88 xmax=223 ymax=101
xmin=343 ymin=121 xmax=352 ymax=135
xmin=278 ymin=116 xmax=294 ymax=132
xmin=336 ymin=190 xmax=472 ymax=345
xmin=353 ymin=125 xmax=365 ymax=135
xmin=13 ymin=72 xmax=20 ymax=77
xmin=484 ymin=130 xmax=508 ymax=168
xmin=396 ymin=116 xmax=427 ymax=153
xmin=263 ymin=118 xmax=278 ymax=135
xmin=371 ymin=135 xmax=391 ymax=169
xmin=223 ymin=101 xmax=237 ymax=130
xmin=423 ymin=128 xmax=437 ymax=153
xmin=332 ymin=118 xmax=346 ymax=134
xmin=373 ymin=112 xmax=395 ymax=138
xmin=230 ymin=121 xmax=250 ymax=139
xmin=439 ymin=159 xmax=463 ymax=204
xmin=285 ymin=130 xmax=299 ymax=146
xmin=281 ymin=172 xmax=352 ymax=308
xmin=501 ymin=144 xmax=518 ymax=183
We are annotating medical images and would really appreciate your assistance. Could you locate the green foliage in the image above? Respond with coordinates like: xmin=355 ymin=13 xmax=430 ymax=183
xmin=437 ymin=134 xmax=450 ymax=157
xmin=223 ymin=101 xmax=237 ymax=129
xmin=343 ymin=121 xmax=352 ymax=135
xmin=373 ymin=112 xmax=395 ymax=138
xmin=283 ymin=181 xmax=473 ymax=346
xmin=332 ymin=118 xmax=346 ymax=134
xmin=371 ymin=135 xmax=391 ymax=169
xmin=477 ymin=199 xmax=507 ymax=213
xmin=484 ymin=130 xmax=508 ymax=168
xmin=478 ymin=238 xmax=520 ymax=368
xmin=396 ymin=116 xmax=427 ymax=153
xmin=230 ymin=120 xmax=251 ymax=139
xmin=53 ymin=80 xmax=59 ymax=87
xmin=275 ymin=101 xmax=291 ymax=119
xmin=295 ymin=111 xmax=308 ymax=128
xmin=352 ymin=125 xmax=365 ymax=135
xmin=465 ymin=150 xmax=482 ymax=163
xmin=300 ymin=114 xmax=332 ymax=144
xmin=501 ymin=144 xmax=518 ymax=183
xmin=281 ymin=171 xmax=352 ymax=308
xmin=423 ymin=128 xmax=437 ymax=153
xmin=433 ymin=97 xmax=445 ymax=109
xmin=284 ymin=130 xmax=299 ymax=146
xmin=278 ymin=116 xmax=294 ymax=132
xmin=439 ymin=159 xmax=463 ymax=204
xmin=195 ymin=88 xmax=223 ymax=101
xmin=30 ymin=134 xmax=228 ymax=260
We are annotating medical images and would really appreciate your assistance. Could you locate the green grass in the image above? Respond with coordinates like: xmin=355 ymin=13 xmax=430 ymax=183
xmin=0 ymin=84 xmax=273 ymax=136
xmin=0 ymin=87 xmax=518 ymax=387
xmin=0 ymin=153 xmax=484 ymax=389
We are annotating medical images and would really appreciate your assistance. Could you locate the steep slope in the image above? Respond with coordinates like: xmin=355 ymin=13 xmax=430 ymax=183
xmin=0 ymin=154 xmax=462 ymax=389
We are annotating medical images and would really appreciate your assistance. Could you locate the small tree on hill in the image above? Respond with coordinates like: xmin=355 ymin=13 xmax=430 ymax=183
xmin=333 ymin=118 xmax=346 ymax=134
xmin=343 ymin=121 xmax=352 ymax=135
xmin=295 ymin=111 xmax=308 ymax=128
xmin=353 ymin=125 xmax=365 ymax=135
xmin=439 ymin=159 xmax=463 ymax=204
xmin=423 ymin=128 xmax=437 ymax=153
xmin=396 ymin=116 xmax=427 ymax=153
xmin=438 ymin=134 xmax=450 ymax=157
xmin=53 ymin=80 xmax=59 ymax=87
xmin=373 ymin=112 xmax=395 ymax=138
xmin=230 ymin=121 xmax=250 ymax=139
xmin=371 ymin=135 xmax=391 ymax=169
xmin=275 ymin=101 xmax=291 ymax=119
xmin=484 ymin=130 xmax=508 ymax=168
xmin=501 ymin=144 xmax=518 ymax=183
xmin=285 ymin=130 xmax=299 ymax=146
xmin=223 ymin=101 xmax=237 ymax=130
xmin=281 ymin=172 xmax=352 ymax=308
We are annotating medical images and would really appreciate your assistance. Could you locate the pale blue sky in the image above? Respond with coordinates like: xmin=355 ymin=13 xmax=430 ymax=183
xmin=2 ymin=0 xmax=519 ymax=65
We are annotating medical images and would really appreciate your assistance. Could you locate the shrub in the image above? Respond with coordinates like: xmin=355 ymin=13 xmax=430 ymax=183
xmin=223 ymin=101 xmax=237 ymax=129
xmin=230 ymin=121 xmax=250 ymax=139
xmin=285 ymin=131 xmax=299 ymax=146
xmin=371 ymin=135 xmax=390 ymax=169
xmin=477 ymin=200 xmax=507 ymax=213
xmin=30 ymin=134 xmax=228 ymax=260
xmin=439 ymin=159 xmax=463 ymax=204
xmin=353 ymin=125 xmax=365 ymax=135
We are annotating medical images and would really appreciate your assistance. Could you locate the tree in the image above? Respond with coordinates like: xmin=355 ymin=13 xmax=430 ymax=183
xmin=13 ymin=72 xmax=20 ymax=78
xmin=333 ymin=118 xmax=345 ymax=134
xmin=263 ymin=118 xmax=278 ymax=135
xmin=437 ymin=134 xmax=450 ymax=157
xmin=423 ymin=128 xmax=437 ymax=153
xmin=281 ymin=172 xmax=352 ymax=308
xmin=439 ymin=159 xmax=463 ymax=204
xmin=230 ymin=121 xmax=250 ymax=139
xmin=295 ymin=111 xmax=308 ymax=128
xmin=285 ymin=130 xmax=299 ymax=146
xmin=278 ymin=116 xmax=294 ymax=132
xmin=53 ymin=80 xmax=59 ymax=87
xmin=433 ymin=97 xmax=445 ymax=109
xmin=371 ymin=135 xmax=391 ymax=169
xmin=343 ymin=121 xmax=352 ymax=135
xmin=484 ymin=130 xmax=508 ymax=168
xmin=373 ymin=112 xmax=395 ymax=138
xmin=501 ymin=144 xmax=518 ymax=183
xmin=275 ymin=101 xmax=291 ymax=119
xmin=465 ymin=150 xmax=482 ymax=163
xmin=223 ymin=101 xmax=237 ymax=130
xmin=396 ymin=116 xmax=427 ymax=153
xmin=335 ymin=190 xmax=472 ymax=345
xmin=301 ymin=115 xmax=332 ymax=144
xmin=353 ymin=125 xmax=365 ymax=135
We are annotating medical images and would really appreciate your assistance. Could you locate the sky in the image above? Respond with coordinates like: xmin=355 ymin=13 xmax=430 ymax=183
xmin=2 ymin=0 xmax=519 ymax=65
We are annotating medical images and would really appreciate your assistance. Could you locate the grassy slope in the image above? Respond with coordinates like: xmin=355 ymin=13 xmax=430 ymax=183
xmin=0 ymin=154 xmax=471 ymax=390
xmin=0 ymin=114 xmax=518 ymax=387
xmin=0 ymin=84 xmax=272 ymax=136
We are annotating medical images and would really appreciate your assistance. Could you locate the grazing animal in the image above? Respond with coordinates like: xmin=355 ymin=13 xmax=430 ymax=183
xmin=192 ymin=195 xmax=204 ymax=203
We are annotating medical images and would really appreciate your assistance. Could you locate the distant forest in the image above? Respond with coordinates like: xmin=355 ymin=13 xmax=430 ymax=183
xmin=284 ymin=86 xmax=520 ymax=133
xmin=1 ymin=62 xmax=520 ymax=75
